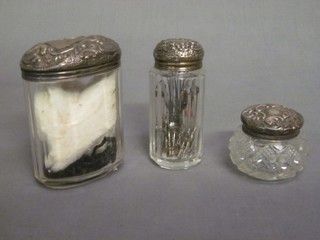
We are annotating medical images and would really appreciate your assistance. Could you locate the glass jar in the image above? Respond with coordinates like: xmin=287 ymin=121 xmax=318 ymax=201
xmin=20 ymin=35 xmax=123 ymax=188
xmin=229 ymin=104 xmax=308 ymax=181
xmin=149 ymin=39 xmax=205 ymax=170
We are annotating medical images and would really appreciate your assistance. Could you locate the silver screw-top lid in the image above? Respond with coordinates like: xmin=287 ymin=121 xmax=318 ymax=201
xmin=20 ymin=35 xmax=121 ymax=81
xmin=241 ymin=103 xmax=304 ymax=140
xmin=153 ymin=38 xmax=204 ymax=71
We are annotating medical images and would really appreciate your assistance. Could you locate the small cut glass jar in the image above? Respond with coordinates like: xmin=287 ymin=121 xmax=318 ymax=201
xmin=229 ymin=103 xmax=308 ymax=181
xmin=20 ymin=35 xmax=123 ymax=188
xmin=149 ymin=39 xmax=205 ymax=170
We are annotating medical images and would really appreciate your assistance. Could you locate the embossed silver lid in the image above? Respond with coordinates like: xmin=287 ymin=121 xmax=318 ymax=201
xmin=241 ymin=104 xmax=304 ymax=140
xmin=153 ymin=38 xmax=204 ymax=71
xmin=20 ymin=35 xmax=121 ymax=81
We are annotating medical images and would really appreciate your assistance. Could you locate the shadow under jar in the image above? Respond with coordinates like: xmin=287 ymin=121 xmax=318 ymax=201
xmin=20 ymin=35 xmax=124 ymax=189
xmin=149 ymin=39 xmax=205 ymax=170
xmin=229 ymin=103 xmax=308 ymax=181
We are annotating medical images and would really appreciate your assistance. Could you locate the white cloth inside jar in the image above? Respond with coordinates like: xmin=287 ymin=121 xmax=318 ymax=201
xmin=34 ymin=72 xmax=117 ymax=172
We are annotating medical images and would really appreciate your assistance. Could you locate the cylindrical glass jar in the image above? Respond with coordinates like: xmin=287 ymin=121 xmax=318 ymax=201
xmin=149 ymin=39 xmax=205 ymax=170
xmin=20 ymin=35 xmax=123 ymax=188
xmin=229 ymin=104 xmax=308 ymax=181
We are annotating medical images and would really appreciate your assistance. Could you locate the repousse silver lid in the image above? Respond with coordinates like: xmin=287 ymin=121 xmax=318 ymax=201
xmin=153 ymin=38 xmax=204 ymax=71
xmin=20 ymin=35 xmax=121 ymax=81
xmin=241 ymin=104 xmax=304 ymax=140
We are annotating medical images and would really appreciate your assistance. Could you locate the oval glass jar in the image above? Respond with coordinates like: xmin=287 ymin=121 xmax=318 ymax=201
xmin=149 ymin=39 xmax=205 ymax=170
xmin=20 ymin=35 xmax=123 ymax=188
xmin=229 ymin=104 xmax=308 ymax=181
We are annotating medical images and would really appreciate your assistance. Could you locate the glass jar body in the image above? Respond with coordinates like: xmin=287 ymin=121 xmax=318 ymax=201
xmin=229 ymin=126 xmax=308 ymax=181
xmin=23 ymin=68 xmax=123 ymax=188
xmin=149 ymin=68 xmax=205 ymax=170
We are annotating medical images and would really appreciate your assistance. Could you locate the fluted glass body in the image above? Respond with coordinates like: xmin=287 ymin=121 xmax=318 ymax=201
xmin=229 ymin=126 xmax=308 ymax=181
xmin=149 ymin=68 xmax=205 ymax=169
xmin=23 ymin=68 xmax=123 ymax=188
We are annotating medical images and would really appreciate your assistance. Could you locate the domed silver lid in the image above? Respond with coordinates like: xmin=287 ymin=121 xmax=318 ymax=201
xmin=20 ymin=35 xmax=121 ymax=81
xmin=241 ymin=103 xmax=304 ymax=140
xmin=153 ymin=38 xmax=204 ymax=71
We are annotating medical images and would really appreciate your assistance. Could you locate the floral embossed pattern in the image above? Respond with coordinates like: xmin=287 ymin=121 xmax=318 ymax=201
xmin=154 ymin=38 xmax=204 ymax=63
xmin=20 ymin=35 xmax=120 ymax=72
xmin=241 ymin=104 xmax=304 ymax=139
